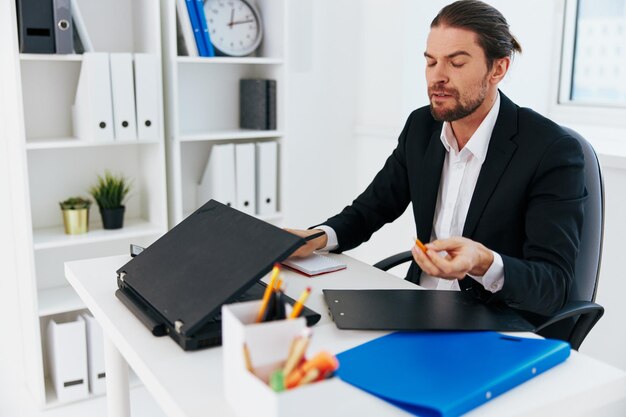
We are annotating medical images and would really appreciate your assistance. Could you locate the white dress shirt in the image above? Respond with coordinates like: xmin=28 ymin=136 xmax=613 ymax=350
xmin=319 ymin=93 xmax=505 ymax=293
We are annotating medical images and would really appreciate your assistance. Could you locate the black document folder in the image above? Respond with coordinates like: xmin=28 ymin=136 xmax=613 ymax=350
xmin=16 ymin=0 xmax=56 ymax=53
xmin=116 ymin=200 xmax=321 ymax=351
xmin=323 ymin=289 xmax=535 ymax=332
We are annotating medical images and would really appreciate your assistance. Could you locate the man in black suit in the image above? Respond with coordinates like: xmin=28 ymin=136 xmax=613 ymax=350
xmin=288 ymin=0 xmax=585 ymax=317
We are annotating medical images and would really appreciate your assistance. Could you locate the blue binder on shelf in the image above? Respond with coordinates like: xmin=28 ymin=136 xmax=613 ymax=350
xmin=184 ymin=0 xmax=208 ymax=56
xmin=336 ymin=331 xmax=570 ymax=417
xmin=194 ymin=0 xmax=215 ymax=57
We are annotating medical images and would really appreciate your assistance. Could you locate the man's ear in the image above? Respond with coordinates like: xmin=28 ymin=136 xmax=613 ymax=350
xmin=490 ymin=57 xmax=510 ymax=84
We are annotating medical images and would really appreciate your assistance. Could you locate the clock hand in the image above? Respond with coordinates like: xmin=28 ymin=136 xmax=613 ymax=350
xmin=230 ymin=19 xmax=255 ymax=26
xmin=228 ymin=8 xmax=235 ymax=28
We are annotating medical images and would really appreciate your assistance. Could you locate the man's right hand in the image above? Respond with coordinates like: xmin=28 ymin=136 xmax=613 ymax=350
xmin=284 ymin=228 xmax=327 ymax=258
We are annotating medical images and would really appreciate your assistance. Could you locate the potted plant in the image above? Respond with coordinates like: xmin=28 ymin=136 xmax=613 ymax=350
xmin=89 ymin=171 xmax=132 ymax=230
xmin=59 ymin=197 xmax=91 ymax=235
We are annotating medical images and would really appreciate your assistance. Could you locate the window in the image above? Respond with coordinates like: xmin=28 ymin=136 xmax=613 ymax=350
xmin=559 ymin=0 xmax=626 ymax=108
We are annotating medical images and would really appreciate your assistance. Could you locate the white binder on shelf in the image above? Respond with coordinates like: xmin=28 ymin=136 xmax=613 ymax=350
xmin=197 ymin=143 xmax=236 ymax=209
xmin=133 ymin=53 xmax=160 ymax=141
xmin=80 ymin=313 xmax=106 ymax=395
xmin=175 ymin=0 xmax=198 ymax=56
xmin=72 ymin=52 xmax=114 ymax=142
xmin=255 ymin=141 xmax=278 ymax=215
xmin=70 ymin=0 xmax=93 ymax=52
xmin=109 ymin=53 xmax=137 ymax=141
xmin=46 ymin=317 xmax=89 ymax=403
xmin=235 ymin=143 xmax=257 ymax=216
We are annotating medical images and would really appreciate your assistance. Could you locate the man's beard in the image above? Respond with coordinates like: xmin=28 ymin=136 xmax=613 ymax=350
xmin=429 ymin=77 xmax=488 ymax=122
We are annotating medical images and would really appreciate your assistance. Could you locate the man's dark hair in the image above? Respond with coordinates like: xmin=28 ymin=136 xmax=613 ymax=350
xmin=431 ymin=0 xmax=522 ymax=69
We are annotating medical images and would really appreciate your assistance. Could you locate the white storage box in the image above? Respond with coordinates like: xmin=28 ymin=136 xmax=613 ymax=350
xmin=80 ymin=313 xmax=106 ymax=394
xmin=222 ymin=300 xmax=340 ymax=417
xmin=46 ymin=316 xmax=89 ymax=402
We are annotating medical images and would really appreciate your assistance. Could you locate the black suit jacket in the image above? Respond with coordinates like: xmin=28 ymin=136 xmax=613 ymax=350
xmin=322 ymin=92 xmax=586 ymax=316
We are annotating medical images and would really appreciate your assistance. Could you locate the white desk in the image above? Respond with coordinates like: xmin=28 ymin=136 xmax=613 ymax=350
xmin=65 ymin=254 xmax=626 ymax=417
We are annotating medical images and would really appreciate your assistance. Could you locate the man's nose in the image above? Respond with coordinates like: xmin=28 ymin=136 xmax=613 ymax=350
xmin=427 ymin=63 xmax=449 ymax=85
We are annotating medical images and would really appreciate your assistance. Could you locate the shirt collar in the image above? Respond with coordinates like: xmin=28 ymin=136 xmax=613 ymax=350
xmin=439 ymin=92 xmax=501 ymax=163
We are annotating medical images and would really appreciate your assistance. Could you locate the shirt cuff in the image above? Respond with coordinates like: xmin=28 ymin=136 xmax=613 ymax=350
xmin=315 ymin=225 xmax=339 ymax=251
xmin=468 ymin=251 xmax=504 ymax=293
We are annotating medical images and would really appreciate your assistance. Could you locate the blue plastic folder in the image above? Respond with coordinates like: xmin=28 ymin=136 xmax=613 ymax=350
xmin=336 ymin=332 xmax=570 ymax=417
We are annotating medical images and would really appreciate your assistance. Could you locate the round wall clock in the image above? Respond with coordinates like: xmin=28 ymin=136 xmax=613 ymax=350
xmin=204 ymin=0 xmax=263 ymax=57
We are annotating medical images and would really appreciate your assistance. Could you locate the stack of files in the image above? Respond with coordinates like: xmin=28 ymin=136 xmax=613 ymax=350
xmin=240 ymin=79 xmax=277 ymax=130
xmin=47 ymin=317 xmax=89 ymax=402
xmin=197 ymin=143 xmax=258 ymax=216
xmin=176 ymin=0 xmax=215 ymax=57
xmin=255 ymin=141 xmax=278 ymax=215
xmin=73 ymin=52 xmax=160 ymax=142
xmin=79 ymin=313 xmax=106 ymax=394
xmin=336 ymin=331 xmax=570 ymax=417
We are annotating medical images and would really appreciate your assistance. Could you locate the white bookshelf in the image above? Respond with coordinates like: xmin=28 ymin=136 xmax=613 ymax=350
xmin=20 ymin=53 xmax=84 ymax=62
xmin=176 ymin=56 xmax=283 ymax=65
xmin=161 ymin=0 xmax=287 ymax=225
xmin=3 ymin=0 xmax=168 ymax=409
xmin=38 ymin=286 xmax=85 ymax=317
xmin=33 ymin=219 xmax=162 ymax=250
xmin=26 ymin=137 xmax=161 ymax=150
xmin=179 ymin=129 xmax=284 ymax=142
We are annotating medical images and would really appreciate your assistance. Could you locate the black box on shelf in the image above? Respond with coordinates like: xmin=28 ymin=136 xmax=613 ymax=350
xmin=239 ymin=79 xmax=276 ymax=130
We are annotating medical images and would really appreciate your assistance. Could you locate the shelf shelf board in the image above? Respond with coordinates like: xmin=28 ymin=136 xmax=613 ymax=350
xmin=38 ymin=286 xmax=85 ymax=317
xmin=33 ymin=219 xmax=163 ymax=251
xmin=26 ymin=137 xmax=160 ymax=150
xmin=20 ymin=53 xmax=83 ymax=62
xmin=179 ymin=129 xmax=284 ymax=142
xmin=176 ymin=56 xmax=283 ymax=65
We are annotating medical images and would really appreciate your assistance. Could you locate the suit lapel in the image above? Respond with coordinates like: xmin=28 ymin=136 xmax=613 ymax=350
xmin=416 ymin=128 xmax=446 ymax=242
xmin=463 ymin=92 xmax=519 ymax=238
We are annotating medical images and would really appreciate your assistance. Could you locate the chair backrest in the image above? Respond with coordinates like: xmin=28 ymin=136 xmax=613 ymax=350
xmin=562 ymin=127 xmax=604 ymax=303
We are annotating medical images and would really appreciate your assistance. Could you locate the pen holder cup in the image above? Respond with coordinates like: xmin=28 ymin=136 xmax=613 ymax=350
xmin=222 ymin=300 xmax=339 ymax=417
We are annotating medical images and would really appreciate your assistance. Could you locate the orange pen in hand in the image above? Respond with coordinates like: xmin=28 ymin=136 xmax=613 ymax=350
xmin=414 ymin=237 xmax=428 ymax=253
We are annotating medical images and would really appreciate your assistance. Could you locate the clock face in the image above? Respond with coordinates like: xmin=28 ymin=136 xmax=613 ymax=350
xmin=204 ymin=0 xmax=263 ymax=57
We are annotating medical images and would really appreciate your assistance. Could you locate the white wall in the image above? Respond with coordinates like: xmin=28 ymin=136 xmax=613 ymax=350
xmin=284 ymin=0 xmax=361 ymax=228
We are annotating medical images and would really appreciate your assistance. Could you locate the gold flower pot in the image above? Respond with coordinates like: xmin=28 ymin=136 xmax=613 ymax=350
xmin=62 ymin=208 xmax=89 ymax=235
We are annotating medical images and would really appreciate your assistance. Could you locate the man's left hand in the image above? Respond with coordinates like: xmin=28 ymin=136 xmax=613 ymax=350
xmin=411 ymin=237 xmax=494 ymax=280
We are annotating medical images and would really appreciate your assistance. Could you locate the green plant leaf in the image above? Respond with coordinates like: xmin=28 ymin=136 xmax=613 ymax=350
xmin=59 ymin=196 xmax=92 ymax=210
xmin=89 ymin=170 xmax=132 ymax=209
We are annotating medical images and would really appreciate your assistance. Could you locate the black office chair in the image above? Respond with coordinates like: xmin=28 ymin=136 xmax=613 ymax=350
xmin=374 ymin=127 xmax=605 ymax=351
